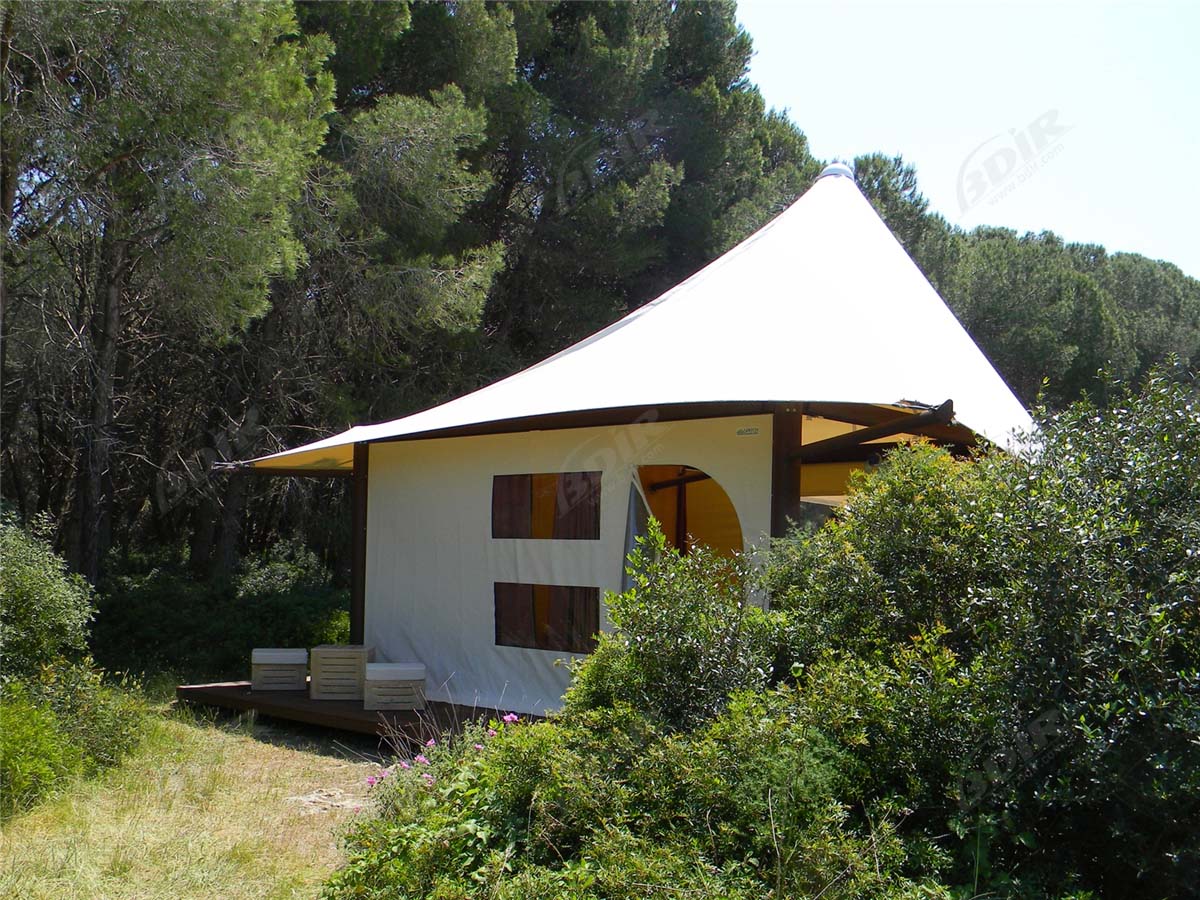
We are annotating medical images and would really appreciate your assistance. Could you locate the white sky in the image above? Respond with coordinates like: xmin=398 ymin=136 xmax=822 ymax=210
xmin=736 ymin=0 xmax=1199 ymax=278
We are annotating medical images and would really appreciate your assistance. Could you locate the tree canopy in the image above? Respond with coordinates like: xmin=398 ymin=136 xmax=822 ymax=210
xmin=2 ymin=0 xmax=1197 ymax=585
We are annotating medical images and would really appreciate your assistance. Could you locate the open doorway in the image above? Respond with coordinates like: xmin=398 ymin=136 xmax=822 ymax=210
xmin=634 ymin=465 xmax=743 ymax=557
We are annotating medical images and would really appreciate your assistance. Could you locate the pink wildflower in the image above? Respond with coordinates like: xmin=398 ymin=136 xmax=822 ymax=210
xmin=425 ymin=738 xmax=436 ymax=747
xmin=487 ymin=729 xmax=497 ymax=738
xmin=421 ymin=772 xmax=435 ymax=785
xmin=474 ymin=743 xmax=484 ymax=751
xmin=399 ymin=760 xmax=411 ymax=769
xmin=365 ymin=775 xmax=376 ymax=787
xmin=415 ymin=754 xmax=429 ymax=765
xmin=378 ymin=770 xmax=389 ymax=779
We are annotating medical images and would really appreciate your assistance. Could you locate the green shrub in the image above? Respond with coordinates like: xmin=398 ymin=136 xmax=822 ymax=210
xmin=93 ymin=540 xmax=349 ymax=680
xmin=765 ymin=370 xmax=1200 ymax=897
xmin=0 ymin=514 xmax=94 ymax=678
xmin=760 ymin=444 xmax=1008 ymax=664
xmin=0 ymin=681 xmax=83 ymax=819
xmin=0 ymin=517 xmax=150 ymax=821
xmin=0 ymin=664 xmax=149 ymax=820
xmin=328 ymin=706 xmax=952 ymax=899
xmin=564 ymin=523 xmax=776 ymax=731
xmin=26 ymin=661 xmax=149 ymax=776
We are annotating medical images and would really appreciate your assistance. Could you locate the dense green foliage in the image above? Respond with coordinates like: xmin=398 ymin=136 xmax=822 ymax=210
xmin=1 ymin=0 xmax=335 ymax=583
xmin=0 ymin=681 xmax=81 ymax=819
xmin=767 ymin=371 xmax=1200 ymax=896
xmin=4 ymin=1 xmax=1196 ymax=601
xmin=326 ymin=373 xmax=1199 ymax=898
xmin=0 ymin=663 xmax=149 ymax=819
xmin=0 ymin=515 xmax=94 ymax=677
xmin=325 ymin=533 xmax=956 ymax=899
xmin=564 ymin=527 xmax=774 ymax=731
xmin=93 ymin=541 xmax=349 ymax=682
xmin=0 ymin=519 xmax=149 ymax=819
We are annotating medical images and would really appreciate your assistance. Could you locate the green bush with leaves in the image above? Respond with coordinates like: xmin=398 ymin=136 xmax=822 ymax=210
xmin=0 ymin=514 xmax=95 ymax=678
xmin=0 ymin=662 xmax=149 ymax=820
xmin=25 ymin=661 xmax=149 ymax=776
xmin=565 ymin=525 xmax=777 ymax=731
xmin=0 ymin=680 xmax=84 ymax=819
xmin=327 ymin=709 xmax=952 ymax=900
xmin=766 ymin=369 xmax=1200 ymax=896
xmin=761 ymin=444 xmax=1008 ymax=663
xmin=93 ymin=540 xmax=349 ymax=680
xmin=327 ymin=536 xmax=955 ymax=898
xmin=0 ymin=517 xmax=150 ymax=819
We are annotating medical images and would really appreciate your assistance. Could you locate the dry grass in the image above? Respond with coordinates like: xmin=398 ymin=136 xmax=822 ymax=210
xmin=0 ymin=707 xmax=384 ymax=900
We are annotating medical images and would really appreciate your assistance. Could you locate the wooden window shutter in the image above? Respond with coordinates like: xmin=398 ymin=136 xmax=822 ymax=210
xmin=492 ymin=474 xmax=532 ymax=538
xmin=494 ymin=582 xmax=535 ymax=647
xmin=553 ymin=471 xmax=601 ymax=540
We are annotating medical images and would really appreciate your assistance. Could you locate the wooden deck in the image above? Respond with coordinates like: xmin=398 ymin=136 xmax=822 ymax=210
xmin=176 ymin=680 xmax=500 ymax=743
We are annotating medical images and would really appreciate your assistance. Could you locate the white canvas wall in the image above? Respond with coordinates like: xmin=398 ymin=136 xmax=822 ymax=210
xmin=363 ymin=414 xmax=772 ymax=715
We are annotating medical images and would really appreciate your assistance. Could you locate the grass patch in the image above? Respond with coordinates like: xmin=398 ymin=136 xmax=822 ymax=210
xmin=0 ymin=707 xmax=382 ymax=899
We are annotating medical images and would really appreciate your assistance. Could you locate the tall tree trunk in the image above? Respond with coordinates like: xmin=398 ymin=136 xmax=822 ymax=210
xmin=0 ymin=6 xmax=19 ymax=421
xmin=214 ymin=471 xmax=247 ymax=577
xmin=77 ymin=228 xmax=125 ymax=582
xmin=188 ymin=493 xmax=217 ymax=577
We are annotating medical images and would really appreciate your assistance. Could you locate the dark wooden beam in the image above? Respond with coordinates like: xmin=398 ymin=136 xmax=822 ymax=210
xmin=349 ymin=442 xmax=369 ymax=645
xmin=793 ymin=400 xmax=955 ymax=464
xmin=647 ymin=470 xmax=710 ymax=493
xmin=770 ymin=405 xmax=805 ymax=537
xmin=674 ymin=479 xmax=688 ymax=552
xmin=804 ymin=401 xmax=976 ymax=447
xmin=801 ymin=441 xmax=905 ymax=465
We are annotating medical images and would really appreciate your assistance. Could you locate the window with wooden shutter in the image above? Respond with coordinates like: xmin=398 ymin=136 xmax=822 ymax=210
xmin=493 ymin=582 xmax=599 ymax=653
xmin=491 ymin=472 xmax=601 ymax=539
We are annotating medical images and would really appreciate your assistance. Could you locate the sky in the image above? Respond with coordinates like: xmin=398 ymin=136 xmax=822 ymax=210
xmin=736 ymin=0 xmax=1199 ymax=278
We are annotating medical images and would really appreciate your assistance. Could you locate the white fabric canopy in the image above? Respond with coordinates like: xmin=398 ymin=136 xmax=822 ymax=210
xmin=250 ymin=167 xmax=1030 ymax=471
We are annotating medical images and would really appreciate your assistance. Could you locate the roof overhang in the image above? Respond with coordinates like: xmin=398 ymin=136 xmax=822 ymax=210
xmin=227 ymin=399 xmax=980 ymax=477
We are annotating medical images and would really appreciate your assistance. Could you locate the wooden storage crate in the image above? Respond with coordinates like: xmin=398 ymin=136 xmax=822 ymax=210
xmin=251 ymin=648 xmax=308 ymax=692
xmin=309 ymin=644 xmax=375 ymax=700
xmin=364 ymin=662 xmax=427 ymax=711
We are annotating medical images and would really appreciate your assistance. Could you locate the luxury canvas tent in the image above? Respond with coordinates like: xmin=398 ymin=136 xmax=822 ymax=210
xmin=230 ymin=163 xmax=1031 ymax=715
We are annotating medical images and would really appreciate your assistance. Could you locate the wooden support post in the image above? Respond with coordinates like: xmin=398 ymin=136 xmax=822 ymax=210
xmin=770 ymin=405 xmax=805 ymax=537
xmin=647 ymin=470 xmax=711 ymax=493
xmin=350 ymin=442 xmax=369 ymax=645
xmin=674 ymin=479 xmax=688 ymax=552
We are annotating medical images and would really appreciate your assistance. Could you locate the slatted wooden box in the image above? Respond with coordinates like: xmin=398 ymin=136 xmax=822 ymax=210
xmin=251 ymin=648 xmax=308 ymax=692
xmin=364 ymin=662 xmax=427 ymax=711
xmin=309 ymin=644 xmax=375 ymax=700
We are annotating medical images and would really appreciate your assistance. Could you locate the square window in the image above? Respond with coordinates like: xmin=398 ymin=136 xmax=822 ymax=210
xmin=494 ymin=582 xmax=599 ymax=653
xmin=492 ymin=472 xmax=600 ymax=539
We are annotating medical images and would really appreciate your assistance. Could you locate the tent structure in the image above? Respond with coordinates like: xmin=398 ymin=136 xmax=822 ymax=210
xmin=231 ymin=163 xmax=1031 ymax=714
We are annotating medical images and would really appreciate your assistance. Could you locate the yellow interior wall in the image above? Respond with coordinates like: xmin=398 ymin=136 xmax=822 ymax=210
xmin=637 ymin=465 xmax=742 ymax=556
xmin=638 ymin=466 xmax=679 ymax=544
xmin=531 ymin=473 xmax=557 ymax=539
xmin=796 ymin=461 xmax=863 ymax=498
xmin=683 ymin=477 xmax=744 ymax=556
